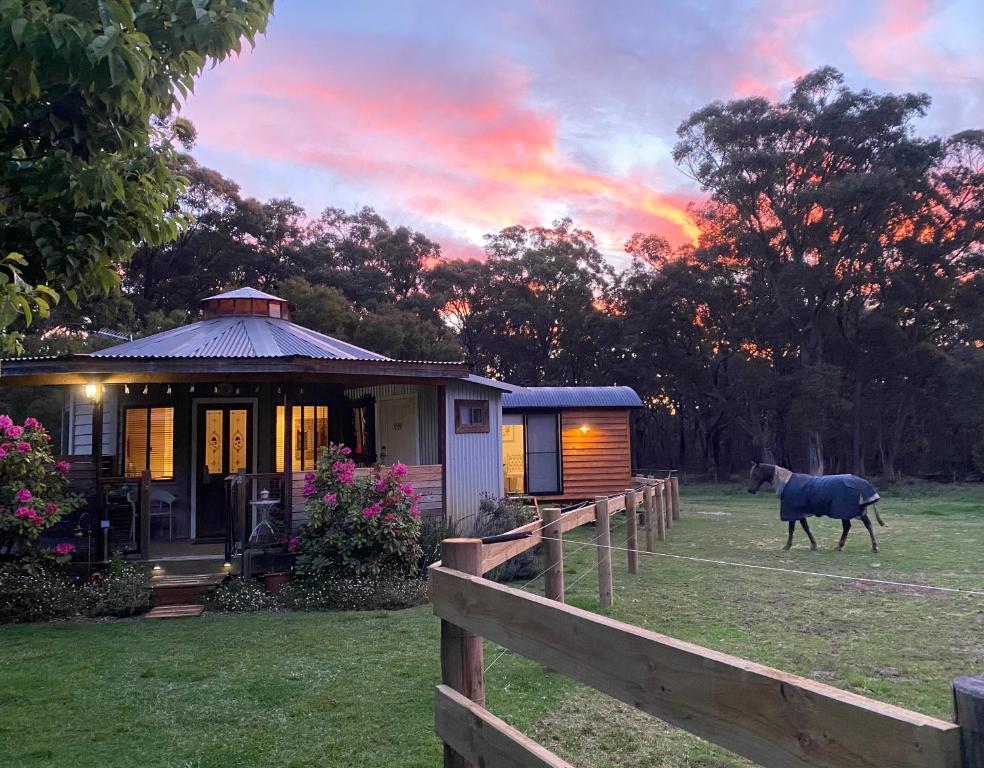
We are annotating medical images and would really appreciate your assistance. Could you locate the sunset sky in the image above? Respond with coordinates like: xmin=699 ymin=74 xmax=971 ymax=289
xmin=183 ymin=0 xmax=984 ymax=264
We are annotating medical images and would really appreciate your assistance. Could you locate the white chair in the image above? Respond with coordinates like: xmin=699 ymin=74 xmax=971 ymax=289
xmin=127 ymin=487 xmax=178 ymax=541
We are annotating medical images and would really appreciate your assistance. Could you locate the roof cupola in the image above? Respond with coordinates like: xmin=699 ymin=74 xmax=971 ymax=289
xmin=201 ymin=287 xmax=292 ymax=320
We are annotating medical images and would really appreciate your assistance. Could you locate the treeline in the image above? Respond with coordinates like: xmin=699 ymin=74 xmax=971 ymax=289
xmin=12 ymin=68 xmax=984 ymax=481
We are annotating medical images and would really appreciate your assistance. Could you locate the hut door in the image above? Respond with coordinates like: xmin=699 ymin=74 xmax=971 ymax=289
xmin=376 ymin=396 xmax=419 ymax=465
xmin=525 ymin=413 xmax=561 ymax=494
xmin=196 ymin=404 xmax=253 ymax=539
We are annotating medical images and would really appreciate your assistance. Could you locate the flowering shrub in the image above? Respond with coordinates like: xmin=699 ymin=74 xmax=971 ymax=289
xmin=296 ymin=443 xmax=422 ymax=578
xmin=282 ymin=572 xmax=427 ymax=611
xmin=475 ymin=495 xmax=541 ymax=582
xmin=207 ymin=576 xmax=278 ymax=613
xmin=0 ymin=415 xmax=80 ymax=562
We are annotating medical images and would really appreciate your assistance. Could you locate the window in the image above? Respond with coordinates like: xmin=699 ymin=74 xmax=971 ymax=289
xmin=501 ymin=412 xmax=561 ymax=495
xmin=454 ymin=399 xmax=490 ymax=434
xmin=276 ymin=405 xmax=329 ymax=471
xmin=123 ymin=407 xmax=174 ymax=479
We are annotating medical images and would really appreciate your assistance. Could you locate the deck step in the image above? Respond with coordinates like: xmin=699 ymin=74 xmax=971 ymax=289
xmin=150 ymin=573 xmax=227 ymax=607
xmin=145 ymin=604 xmax=205 ymax=619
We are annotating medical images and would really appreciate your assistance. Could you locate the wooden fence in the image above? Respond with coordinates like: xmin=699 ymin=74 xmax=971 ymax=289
xmin=431 ymin=478 xmax=984 ymax=768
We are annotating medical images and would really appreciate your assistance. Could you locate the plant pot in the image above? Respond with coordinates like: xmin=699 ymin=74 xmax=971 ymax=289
xmin=264 ymin=571 xmax=292 ymax=593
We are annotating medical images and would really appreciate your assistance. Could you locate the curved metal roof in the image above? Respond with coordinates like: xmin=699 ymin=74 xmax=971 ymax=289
xmin=502 ymin=385 xmax=643 ymax=409
xmin=89 ymin=317 xmax=392 ymax=360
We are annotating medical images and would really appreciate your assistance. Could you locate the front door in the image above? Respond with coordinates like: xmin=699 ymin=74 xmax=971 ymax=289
xmin=376 ymin=396 xmax=418 ymax=465
xmin=196 ymin=404 xmax=253 ymax=539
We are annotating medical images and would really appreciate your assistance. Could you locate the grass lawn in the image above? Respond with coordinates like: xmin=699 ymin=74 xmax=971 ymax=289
xmin=2 ymin=483 xmax=982 ymax=767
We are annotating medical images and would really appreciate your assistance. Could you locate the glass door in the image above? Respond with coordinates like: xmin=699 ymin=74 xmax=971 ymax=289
xmin=196 ymin=404 xmax=252 ymax=539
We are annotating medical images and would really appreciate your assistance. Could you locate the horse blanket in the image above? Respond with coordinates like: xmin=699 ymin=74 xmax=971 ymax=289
xmin=779 ymin=474 xmax=880 ymax=522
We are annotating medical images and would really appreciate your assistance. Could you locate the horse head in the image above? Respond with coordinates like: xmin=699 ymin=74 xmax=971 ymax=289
xmin=747 ymin=461 xmax=774 ymax=493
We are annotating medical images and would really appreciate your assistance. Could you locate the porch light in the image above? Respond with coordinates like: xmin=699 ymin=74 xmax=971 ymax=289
xmin=152 ymin=564 xmax=162 ymax=573
xmin=83 ymin=383 xmax=101 ymax=401
xmin=579 ymin=424 xmax=591 ymax=434
xmin=223 ymin=561 xmax=232 ymax=569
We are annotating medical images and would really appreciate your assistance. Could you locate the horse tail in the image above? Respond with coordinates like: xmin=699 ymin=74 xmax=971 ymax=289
xmin=873 ymin=505 xmax=885 ymax=526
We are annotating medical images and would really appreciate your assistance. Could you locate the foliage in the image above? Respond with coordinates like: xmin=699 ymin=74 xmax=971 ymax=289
xmin=0 ymin=0 xmax=273 ymax=347
xmin=0 ymin=554 xmax=149 ymax=623
xmin=416 ymin=517 xmax=461 ymax=577
xmin=0 ymin=414 xmax=79 ymax=559
xmin=474 ymin=495 xmax=541 ymax=582
xmin=281 ymin=572 xmax=427 ymax=612
xmin=206 ymin=575 xmax=277 ymax=613
xmin=78 ymin=556 xmax=149 ymax=618
xmin=296 ymin=443 xmax=423 ymax=578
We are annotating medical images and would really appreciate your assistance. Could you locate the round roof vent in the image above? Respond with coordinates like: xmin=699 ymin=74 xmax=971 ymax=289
xmin=201 ymin=287 xmax=292 ymax=320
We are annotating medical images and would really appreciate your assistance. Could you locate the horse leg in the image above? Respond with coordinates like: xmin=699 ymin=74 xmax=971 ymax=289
xmin=800 ymin=518 xmax=818 ymax=550
xmin=860 ymin=513 xmax=879 ymax=553
xmin=836 ymin=519 xmax=851 ymax=551
xmin=783 ymin=520 xmax=795 ymax=550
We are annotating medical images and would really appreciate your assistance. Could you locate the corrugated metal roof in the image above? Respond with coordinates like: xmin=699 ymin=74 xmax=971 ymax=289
xmin=90 ymin=317 xmax=392 ymax=360
xmin=462 ymin=373 xmax=517 ymax=392
xmin=205 ymin=287 xmax=285 ymax=302
xmin=502 ymin=386 xmax=643 ymax=409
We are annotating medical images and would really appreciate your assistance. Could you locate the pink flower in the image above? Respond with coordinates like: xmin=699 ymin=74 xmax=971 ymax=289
xmin=46 ymin=503 xmax=59 ymax=515
xmin=383 ymin=513 xmax=397 ymax=523
xmin=286 ymin=536 xmax=301 ymax=552
xmin=332 ymin=460 xmax=356 ymax=485
xmin=52 ymin=542 xmax=75 ymax=556
xmin=0 ymin=415 xmax=12 ymax=429
xmin=42 ymin=434 xmax=51 ymax=442
xmin=391 ymin=461 xmax=408 ymax=478
xmin=14 ymin=506 xmax=33 ymax=519
xmin=339 ymin=446 xmax=352 ymax=456
xmin=322 ymin=492 xmax=337 ymax=506
xmin=362 ymin=502 xmax=382 ymax=519
xmin=5 ymin=425 xmax=24 ymax=438
xmin=410 ymin=506 xmax=422 ymax=518
xmin=55 ymin=460 xmax=71 ymax=473
xmin=400 ymin=483 xmax=415 ymax=496
xmin=15 ymin=442 xmax=31 ymax=453
xmin=304 ymin=472 xmax=316 ymax=483
xmin=23 ymin=417 xmax=40 ymax=429
xmin=303 ymin=483 xmax=315 ymax=497
xmin=0 ymin=446 xmax=7 ymax=459
xmin=374 ymin=477 xmax=388 ymax=493
xmin=14 ymin=488 xmax=32 ymax=502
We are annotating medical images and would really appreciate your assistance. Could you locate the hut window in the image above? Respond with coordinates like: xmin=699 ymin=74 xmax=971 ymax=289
xmin=276 ymin=405 xmax=329 ymax=471
xmin=454 ymin=399 xmax=489 ymax=434
xmin=123 ymin=407 xmax=174 ymax=480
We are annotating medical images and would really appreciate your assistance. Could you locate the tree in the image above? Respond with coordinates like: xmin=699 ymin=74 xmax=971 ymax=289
xmin=0 ymin=0 xmax=273 ymax=349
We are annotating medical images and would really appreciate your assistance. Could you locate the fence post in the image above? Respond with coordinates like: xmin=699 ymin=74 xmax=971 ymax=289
xmin=440 ymin=538 xmax=486 ymax=768
xmin=954 ymin=675 xmax=984 ymax=767
xmin=642 ymin=484 xmax=655 ymax=552
xmin=139 ymin=470 xmax=151 ymax=558
xmin=624 ymin=488 xmax=638 ymax=575
xmin=671 ymin=476 xmax=681 ymax=521
xmin=662 ymin=481 xmax=672 ymax=531
xmin=542 ymin=506 xmax=564 ymax=603
xmin=594 ymin=496 xmax=613 ymax=608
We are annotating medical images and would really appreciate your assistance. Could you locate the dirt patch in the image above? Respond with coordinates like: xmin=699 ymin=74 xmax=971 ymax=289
xmin=838 ymin=580 xmax=946 ymax=598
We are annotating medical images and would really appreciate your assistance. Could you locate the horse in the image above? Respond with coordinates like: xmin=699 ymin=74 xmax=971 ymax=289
xmin=747 ymin=462 xmax=885 ymax=552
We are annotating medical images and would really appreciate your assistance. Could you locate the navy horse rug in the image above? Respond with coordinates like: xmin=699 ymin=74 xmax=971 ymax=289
xmin=780 ymin=473 xmax=880 ymax=522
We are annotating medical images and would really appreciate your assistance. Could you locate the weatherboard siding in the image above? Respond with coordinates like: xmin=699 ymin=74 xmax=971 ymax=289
xmin=343 ymin=384 xmax=440 ymax=465
xmin=550 ymin=408 xmax=632 ymax=500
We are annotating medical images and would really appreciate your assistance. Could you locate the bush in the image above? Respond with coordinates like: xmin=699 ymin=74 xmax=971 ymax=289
xmin=296 ymin=443 xmax=422 ymax=578
xmin=207 ymin=576 xmax=278 ymax=613
xmin=78 ymin=557 xmax=150 ymax=618
xmin=0 ymin=563 xmax=76 ymax=623
xmin=0 ymin=415 xmax=81 ymax=561
xmin=282 ymin=572 xmax=427 ymax=612
xmin=474 ymin=495 xmax=541 ymax=582
xmin=416 ymin=518 xmax=461 ymax=577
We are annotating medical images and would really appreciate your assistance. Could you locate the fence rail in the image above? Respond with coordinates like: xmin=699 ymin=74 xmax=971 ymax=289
xmin=432 ymin=478 xmax=984 ymax=768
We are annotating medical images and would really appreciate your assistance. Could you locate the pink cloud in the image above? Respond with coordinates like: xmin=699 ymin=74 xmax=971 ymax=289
xmin=183 ymin=38 xmax=699 ymax=255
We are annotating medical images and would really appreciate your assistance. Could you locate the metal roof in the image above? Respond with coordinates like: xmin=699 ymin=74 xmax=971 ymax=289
xmin=89 ymin=317 xmax=392 ymax=360
xmin=204 ymin=287 xmax=285 ymax=302
xmin=502 ymin=386 xmax=643 ymax=410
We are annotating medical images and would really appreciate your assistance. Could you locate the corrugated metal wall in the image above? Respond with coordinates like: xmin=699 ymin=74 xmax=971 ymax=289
xmin=343 ymin=384 xmax=439 ymax=464
xmin=445 ymin=380 xmax=504 ymax=531
xmin=67 ymin=386 xmax=118 ymax=456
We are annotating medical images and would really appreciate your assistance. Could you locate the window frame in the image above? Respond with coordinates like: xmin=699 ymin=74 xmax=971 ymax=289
xmin=121 ymin=405 xmax=175 ymax=480
xmin=454 ymin=399 xmax=490 ymax=434
xmin=276 ymin=403 xmax=331 ymax=472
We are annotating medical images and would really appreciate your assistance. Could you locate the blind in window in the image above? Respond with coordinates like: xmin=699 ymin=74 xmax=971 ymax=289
xmin=124 ymin=407 xmax=174 ymax=480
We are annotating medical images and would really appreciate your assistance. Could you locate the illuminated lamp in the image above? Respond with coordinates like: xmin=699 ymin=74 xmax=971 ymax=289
xmin=579 ymin=424 xmax=591 ymax=434
xmin=83 ymin=383 xmax=100 ymax=400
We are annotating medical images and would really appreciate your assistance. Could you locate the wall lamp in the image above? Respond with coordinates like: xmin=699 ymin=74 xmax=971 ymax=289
xmin=83 ymin=383 xmax=102 ymax=401
xmin=579 ymin=424 xmax=591 ymax=434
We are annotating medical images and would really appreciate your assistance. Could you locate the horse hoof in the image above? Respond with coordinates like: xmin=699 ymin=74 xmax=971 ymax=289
xmin=835 ymin=546 xmax=843 ymax=552
xmin=810 ymin=544 xmax=818 ymax=551
xmin=872 ymin=547 xmax=879 ymax=553
xmin=782 ymin=545 xmax=791 ymax=551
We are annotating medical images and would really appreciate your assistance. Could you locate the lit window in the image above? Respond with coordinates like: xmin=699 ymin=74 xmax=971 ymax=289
xmin=123 ymin=407 xmax=174 ymax=480
xmin=276 ymin=405 xmax=329 ymax=471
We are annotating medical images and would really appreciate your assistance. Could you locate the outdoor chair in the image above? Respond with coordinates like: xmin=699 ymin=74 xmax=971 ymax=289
xmin=127 ymin=487 xmax=178 ymax=542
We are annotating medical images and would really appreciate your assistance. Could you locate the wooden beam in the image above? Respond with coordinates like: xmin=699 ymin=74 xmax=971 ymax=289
xmin=139 ymin=470 xmax=151 ymax=558
xmin=954 ymin=675 xmax=984 ymax=767
xmin=481 ymin=519 xmax=543 ymax=575
xmin=642 ymin=484 xmax=655 ymax=552
xmin=594 ymin=496 xmax=613 ymax=608
xmin=440 ymin=538 xmax=485 ymax=768
xmin=431 ymin=567 xmax=961 ymax=768
xmin=624 ymin=488 xmax=638 ymax=575
xmin=542 ymin=507 xmax=564 ymax=602
xmin=434 ymin=685 xmax=574 ymax=768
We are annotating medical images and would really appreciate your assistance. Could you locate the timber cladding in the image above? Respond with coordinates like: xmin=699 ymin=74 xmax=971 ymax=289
xmin=558 ymin=408 xmax=632 ymax=498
